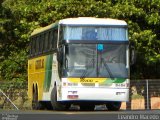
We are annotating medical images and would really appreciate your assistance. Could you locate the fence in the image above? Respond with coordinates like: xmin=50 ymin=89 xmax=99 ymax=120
xmin=0 ymin=81 xmax=30 ymax=110
xmin=0 ymin=80 xmax=160 ymax=110
xmin=121 ymin=79 xmax=160 ymax=110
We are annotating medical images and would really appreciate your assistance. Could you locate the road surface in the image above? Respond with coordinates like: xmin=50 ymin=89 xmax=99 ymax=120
xmin=0 ymin=110 xmax=160 ymax=120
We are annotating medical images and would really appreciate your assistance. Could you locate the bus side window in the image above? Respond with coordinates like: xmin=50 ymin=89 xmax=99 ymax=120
xmin=32 ymin=38 xmax=36 ymax=56
xmin=35 ymin=36 xmax=39 ymax=55
xmin=38 ymin=35 xmax=41 ymax=54
xmin=53 ymin=30 xmax=58 ymax=49
xmin=44 ymin=32 xmax=49 ymax=52
xmin=30 ymin=38 xmax=33 ymax=56
xmin=39 ymin=35 xmax=43 ymax=53
xmin=51 ymin=31 xmax=54 ymax=50
xmin=48 ymin=31 xmax=52 ymax=51
xmin=41 ymin=34 xmax=45 ymax=53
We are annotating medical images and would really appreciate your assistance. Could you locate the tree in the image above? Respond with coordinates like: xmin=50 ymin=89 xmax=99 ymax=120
xmin=0 ymin=0 xmax=160 ymax=82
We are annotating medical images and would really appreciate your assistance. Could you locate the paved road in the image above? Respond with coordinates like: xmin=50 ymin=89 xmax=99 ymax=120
xmin=0 ymin=110 xmax=160 ymax=120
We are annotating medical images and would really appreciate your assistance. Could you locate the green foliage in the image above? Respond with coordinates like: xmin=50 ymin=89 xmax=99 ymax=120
xmin=0 ymin=79 xmax=27 ymax=91
xmin=0 ymin=50 xmax=27 ymax=82
xmin=0 ymin=0 xmax=160 ymax=84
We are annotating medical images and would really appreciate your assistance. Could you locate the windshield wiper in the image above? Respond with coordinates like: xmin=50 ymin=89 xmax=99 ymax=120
xmin=101 ymin=58 xmax=114 ymax=80
xmin=80 ymin=58 xmax=95 ymax=79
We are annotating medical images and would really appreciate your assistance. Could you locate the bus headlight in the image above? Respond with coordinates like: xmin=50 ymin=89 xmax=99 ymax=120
xmin=62 ymin=82 xmax=78 ymax=86
xmin=115 ymin=83 xmax=130 ymax=88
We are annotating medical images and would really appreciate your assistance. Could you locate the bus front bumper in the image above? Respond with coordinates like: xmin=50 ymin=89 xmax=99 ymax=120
xmin=58 ymin=87 xmax=129 ymax=102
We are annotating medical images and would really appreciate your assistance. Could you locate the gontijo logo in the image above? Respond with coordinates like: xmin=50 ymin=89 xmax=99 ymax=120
xmin=80 ymin=78 xmax=94 ymax=83
xmin=67 ymin=78 xmax=107 ymax=83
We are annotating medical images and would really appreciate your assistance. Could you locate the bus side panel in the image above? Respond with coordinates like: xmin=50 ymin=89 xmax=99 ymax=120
xmin=28 ymin=56 xmax=46 ymax=101
xmin=43 ymin=54 xmax=53 ymax=92
xmin=42 ymin=53 xmax=61 ymax=101
xmin=28 ymin=60 xmax=34 ymax=101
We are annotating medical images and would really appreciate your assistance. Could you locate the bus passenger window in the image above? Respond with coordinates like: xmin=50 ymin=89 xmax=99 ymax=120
xmin=48 ymin=31 xmax=52 ymax=51
xmin=32 ymin=39 xmax=36 ymax=56
xmin=41 ymin=34 xmax=45 ymax=53
xmin=38 ymin=36 xmax=41 ymax=53
xmin=44 ymin=33 xmax=49 ymax=52
xmin=63 ymin=27 xmax=82 ymax=40
xmin=39 ymin=35 xmax=44 ymax=53
xmin=30 ymin=38 xmax=33 ymax=56
xmin=35 ymin=36 xmax=39 ymax=55
xmin=51 ymin=31 xmax=54 ymax=50
xmin=53 ymin=30 xmax=58 ymax=49
xmin=82 ymin=28 xmax=97 ymax=40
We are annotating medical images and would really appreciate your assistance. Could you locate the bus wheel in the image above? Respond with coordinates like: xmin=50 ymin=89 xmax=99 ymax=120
xmin=80 ymin=104 xmax=95 ymax=111
xmin=32 ymin=90 xmax=44 ymax=110
xmin=106 ymin=102 xmax=121 ymax=111
xmin=44 ymin=101 xmax=53 ymax=110
xmin=51 ymin=86 xmax=70 ymax=111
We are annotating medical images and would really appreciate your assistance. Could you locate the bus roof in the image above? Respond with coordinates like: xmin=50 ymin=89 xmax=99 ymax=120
xmin=31 ymin=23 xmax=58 ymax=36
xmin=59 ymin=17 xmax=127 ymax=26
xmin=31 ymin=17 xmax=127 ymax=36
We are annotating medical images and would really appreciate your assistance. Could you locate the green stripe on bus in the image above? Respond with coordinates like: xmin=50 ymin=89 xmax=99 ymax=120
xmin=113 ymin=78 xmax=126 ymax=83
xmin=101 ymin=78 xmax=126 ymax=85
xmin=44 ymin=55 xmax=53 ymax=92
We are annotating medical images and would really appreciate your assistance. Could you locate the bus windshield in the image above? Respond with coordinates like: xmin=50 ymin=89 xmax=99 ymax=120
xmin=63 ymin=44 xmax=128 ymax=78
xmin=63 ymin=26 xmax=128 ymax=41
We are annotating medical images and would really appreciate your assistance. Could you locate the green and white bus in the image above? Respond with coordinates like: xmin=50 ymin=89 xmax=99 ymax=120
xmin=28 ymin=17 xmax=131 ymax=111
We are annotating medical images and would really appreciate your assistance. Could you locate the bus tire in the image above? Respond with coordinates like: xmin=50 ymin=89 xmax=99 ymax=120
xmin=44 ymin=101 xmax=53 ymax=110
xmin=80 ymin=104 xmax=95 ymax=111
xmin=51 ymin=86 xmax=70 ymax=111
xmin=106 ymin=102 xmax=121 ymax=111
xmin=32 ymin=89 xmax=44 ymax=110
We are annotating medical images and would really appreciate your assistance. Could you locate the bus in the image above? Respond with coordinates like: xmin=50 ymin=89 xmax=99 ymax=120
xmin=28 ymin=17 xmax=131 ymax=111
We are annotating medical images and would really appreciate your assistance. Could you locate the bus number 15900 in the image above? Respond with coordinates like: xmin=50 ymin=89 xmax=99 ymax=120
xmin=80 ymin=78 xmax=93 ymax=83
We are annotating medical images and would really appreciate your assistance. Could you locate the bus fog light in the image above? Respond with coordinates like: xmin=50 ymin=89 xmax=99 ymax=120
xmin=68 ymin=83 xmax=78 ymax=86
xmin=63 ymin=82 xmax=67 ymax=86
xmin=63 ymin=82 xmax=78 ymax=86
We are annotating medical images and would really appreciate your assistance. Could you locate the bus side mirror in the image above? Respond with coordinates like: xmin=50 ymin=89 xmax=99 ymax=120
xmin=130 ymin=42 xmax=136 ymax=65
